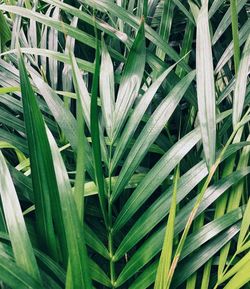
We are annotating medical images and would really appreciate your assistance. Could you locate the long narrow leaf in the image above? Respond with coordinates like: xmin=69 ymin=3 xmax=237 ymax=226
xmin=154 ymin=167 xmax=179 ymax=289
xmin=232 ymin=34 xmax=250 ymax=127
xmin=100 ymin=37 xmax=115 ymax=140
xmin=90 ymin=42 xmax=108 ymax=226
xmin=196 ymin=0 xmax=216 ymax=169
xmin=19 ymin=53 xmax=67 ymax=263
xmin=113 ymin=20 xmax=146 ymax=141
xmin=0 ymin=151 xmax=41 ymax=282
xmin=47 ymin=128 xmax=92 ymax=289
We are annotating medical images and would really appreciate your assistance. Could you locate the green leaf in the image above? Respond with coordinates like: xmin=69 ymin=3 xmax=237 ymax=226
xmin=154 ymin=167 xmax=179 ymax=289
xmin=128 ymin=261 xmax=158 ymax=289
xmin=0 ymin=239 xmax=63 ymax=289
xmin=85 ymin=225 xmax=110 ymax=260
xmin=46 ymin=128 xmax=93 ymax=289
xmin=89 ymin=259 xmax=111 ymax=287
xmin=236 ymin=137 xmax=250 ymax=247
xmin=212 ymin=0 xmax=246 ymax=45
xmin=84 ymin=173 xmax=145 ymax=197
xmin=217 ymin=250 xmax=250 ymax=286
xmin=175 ymin=18 xmax=195 ymax=78
xmin=223 ymin=262 xmax=250 ymax=289
xmin=0 ymin=4 xmax=124 ymax=62
xmin=0 ymin=128 xmax=28 ymax=154
xmin=173 ymin=0 xmax=194 ymax=24
xmin=0 ymin=48 xmax=95 ymax=73
xmin=0 ymin=107 xmax=25 ymax=133
xmin=41 ymin=0 xmax=129 ymax=47
xmin=70 ymin=51 xmax=86 ymax=220
xmin=208 ymin=0 xmax=224 ymax=18
xmin=113 ymin=127 xmax=201 ymax=235
xmin=47 ymin=6 xmax=59 ymax=90
xmin=114 ymin=161 xmax=208 ymax=268
xmin=232 ymin=34 xmax=250 ymax=127
xmin=0 ymin=11 xmax=11 ymax=51
xmin=30 ymin=71 xmax=94 ymax=179
xmin=172 ymin=223 xmax=241 ymax=288
xmin=196 ymin=0 xmax=216 ymax=169
xmin=181 ymin=207 xmax=243 ymax=260
xmin=0 ymin=5 xmax=89 ymax=49
xmin=0 ymin=255 xmax=44 ymax=289
xmin=113 ymin=20 xmax=146 ymax=141
xmin=229 ymin=0 xmax=240 ymax=73
xmin=0 ymin=151 xmax=41 ymax=282
xmin=175 ymin=168 xmax=250 ymax=235
xmin=81 ymin=0 xmax=191 ymax=72
xmin=112 ymin=70 xmax=195 ymax=202
xmin=19 ymin=53 xmax=67 ymax=263
xmin=238 ymin=197 xmax=250 ymax=249
xmin=111 ymin=62 xmax=180 ymax=172
xmin=215 ymin=19 xmax=250 ymax=73
xmin=90 ymin=42 xmax=108 ymax=226
xmin=69 ymin=51 xmax=108 ymax=166
xmin=0 ymin=86 xmax=20 ymax=93
xmin=155 ymin=0 xmax=174 ymax=60
xmin=100 ymin=36 xmax=115 ymax=140
xmin=114 ymin=167 xmax=250 ymax=284
xmin=68 ymin=52 xmax=91 ymax=129
xmin=218 ymin=133 xmax=250 ymax=276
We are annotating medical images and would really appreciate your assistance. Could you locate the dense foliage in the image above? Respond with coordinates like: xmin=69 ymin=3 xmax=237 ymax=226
xmin=0 ymin=0 xmax=249 ymax=288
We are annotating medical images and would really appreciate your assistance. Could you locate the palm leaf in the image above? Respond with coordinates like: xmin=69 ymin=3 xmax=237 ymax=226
xmin=0 ymin=151 xmax=41 ymax=282
xmin=19 ymin=52 xmax=67 ymax=263
xmin=196 ymin=0 xmax=216 ymax=169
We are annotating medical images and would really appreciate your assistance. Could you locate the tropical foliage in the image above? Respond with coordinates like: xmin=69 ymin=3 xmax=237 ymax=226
xmin=0 ymin=0 xmax=249 ymax=288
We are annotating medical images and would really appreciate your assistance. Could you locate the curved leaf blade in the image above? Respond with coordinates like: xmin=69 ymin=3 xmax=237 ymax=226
xmin=0 ymin=151 xmax=41 ymax=283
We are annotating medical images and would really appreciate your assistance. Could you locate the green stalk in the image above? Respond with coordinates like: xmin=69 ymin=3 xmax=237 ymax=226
xmin=230 ymin=0 xmax=240 ymax=74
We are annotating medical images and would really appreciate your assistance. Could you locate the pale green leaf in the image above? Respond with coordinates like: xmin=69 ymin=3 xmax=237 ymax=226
xmin=196 ymin=0 xmax=216 ymax=169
